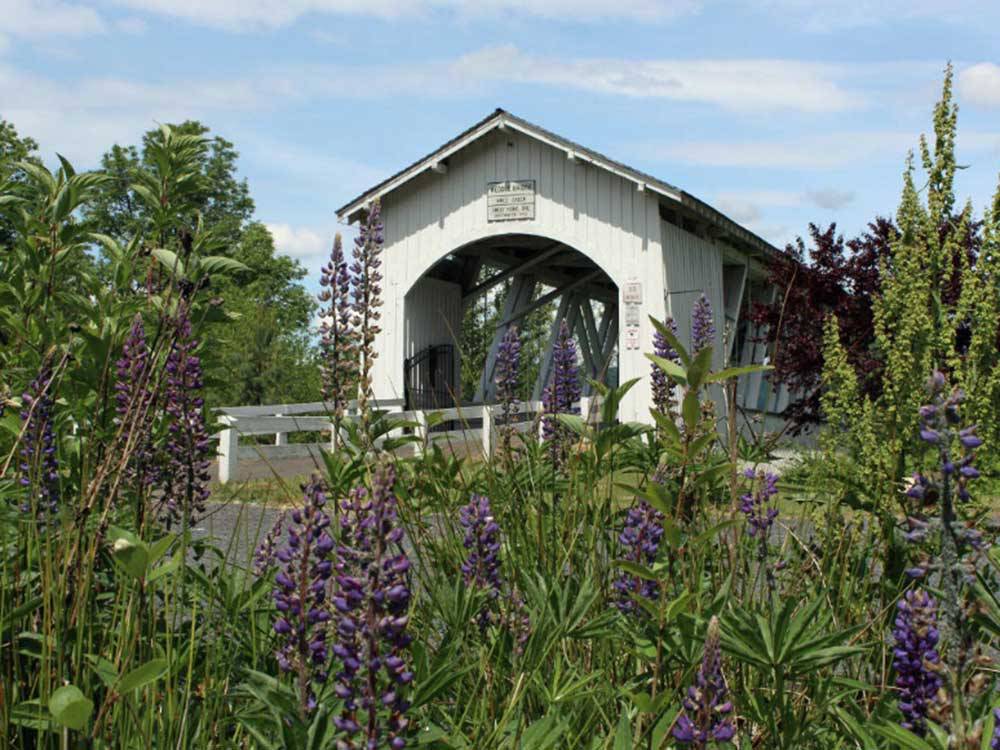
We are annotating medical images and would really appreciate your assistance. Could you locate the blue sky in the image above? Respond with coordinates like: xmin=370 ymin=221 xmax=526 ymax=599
xmin=3 ymin=0 xmax=1000 ymax=291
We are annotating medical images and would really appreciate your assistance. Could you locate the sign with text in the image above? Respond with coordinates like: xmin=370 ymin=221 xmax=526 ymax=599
xmin=487 ymin=180 xmax=535 ymax=222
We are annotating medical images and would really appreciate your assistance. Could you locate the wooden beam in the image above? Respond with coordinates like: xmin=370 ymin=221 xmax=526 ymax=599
xmin=471 ymin=246 xmax=617 ymax=303
xmin=533 ymin=293 xmax=578 ymax=402
xmin=579 ymin=299 xmax=603 ymax=368
xmin=476 ymin=275 xmax=537 ymax=402
xmin=430 ymin=161 xmax=447 ymax=174
xmin=499 ymin=270 xmax=602 ymax=328
xmin=461 ymin=243 xmax=561 ymax=305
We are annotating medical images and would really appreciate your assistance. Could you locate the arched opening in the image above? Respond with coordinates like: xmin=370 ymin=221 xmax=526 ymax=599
xmin=402 ymin=233 xmax=619 ymax=410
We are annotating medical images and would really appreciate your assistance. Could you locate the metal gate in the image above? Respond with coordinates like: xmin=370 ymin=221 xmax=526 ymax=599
xmin=403 ymin=344 xmax=456 ymax=410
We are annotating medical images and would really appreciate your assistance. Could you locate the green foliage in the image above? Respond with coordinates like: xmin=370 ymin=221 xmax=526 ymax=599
xmin=821 ymin=64 xmax=1000 ymax=507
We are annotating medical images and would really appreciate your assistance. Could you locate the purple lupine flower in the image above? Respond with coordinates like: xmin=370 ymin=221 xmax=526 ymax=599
xmin=273 ymin=477 xmax=334 ymax=717
xmin=494 ymin=326 xmax=522 ymax=455
xmin=158 ymin=310 xmax=211 ymax=529
xmin=991 ymin=708 xmax=1000 ymax=749
xmin=690 ymin=294 xmax=716 ymax=354
xmin=253 ymin=511 xmax=286 ymax=577
xmin=332 ymin=464 xmax=412 ymax=749
xmin=541 ymin=319 xmax=581 ymax=466
xmin=18 ymin=365 xmax=59 ymax=517
xmin=740 ymin=469 xmax=781 ymax=592
xmin=319 ymin=234 xmax=358 ymax=434
xmin=892 ymin=589 xmax=942 ymax=736
xmin=739 ymin=469 xmax=779 ymax=539
xmin=350 ymin=201 xmax=384 ymax=435
xmin=459 ymin=494 xmax=503 ymax=628
xmin=613 ymin=500 xmax=665 ymax=614
xmin=651 ymin=318 xmax=679 ymax=416
xmin=114 ymin=314 xmax=158 ymax=491
xmin=673 ymin=616 xmax=736 ymax=747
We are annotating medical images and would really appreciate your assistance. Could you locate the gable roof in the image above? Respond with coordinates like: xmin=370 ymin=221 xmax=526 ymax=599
xmin=337 ymin=108 xmax=780 ymax=258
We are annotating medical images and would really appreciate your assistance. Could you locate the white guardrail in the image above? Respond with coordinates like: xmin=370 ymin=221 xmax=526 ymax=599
xmin=215 ymin=396 xmax=605 ymax=484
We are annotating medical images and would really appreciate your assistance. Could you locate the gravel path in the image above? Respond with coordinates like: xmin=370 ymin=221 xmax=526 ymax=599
xmin=190 ymin=501 xmax=284 ymax=569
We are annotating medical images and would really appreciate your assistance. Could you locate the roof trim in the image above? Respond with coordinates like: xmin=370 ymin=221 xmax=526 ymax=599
xmin=336 ymin=109 xmax=780 ymax=258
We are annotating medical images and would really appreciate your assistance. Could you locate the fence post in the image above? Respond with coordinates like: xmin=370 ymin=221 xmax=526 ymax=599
xmin=218 ymin=415 xmax=239 ymax=484
xmin=414 ymin=410 xmax=428 ymax=457
xmin=579 ymin=396 xmax=591 ymax=425
xmin=274 ymin=408 xmax=287 ymax=446
xmin=481 ymin=404 xmax=493 ymax=458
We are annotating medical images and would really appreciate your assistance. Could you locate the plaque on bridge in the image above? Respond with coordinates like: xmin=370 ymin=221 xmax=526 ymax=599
xmin=487 ymin=180 xmax=535 ymax=222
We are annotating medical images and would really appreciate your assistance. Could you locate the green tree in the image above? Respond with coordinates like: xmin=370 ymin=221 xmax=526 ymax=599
xmin=81 ymin=122 xmax=317 ymax=408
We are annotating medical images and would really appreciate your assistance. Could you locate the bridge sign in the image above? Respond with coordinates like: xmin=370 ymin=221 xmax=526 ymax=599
xmin=487 ymin=180 xmax=535 ymax=221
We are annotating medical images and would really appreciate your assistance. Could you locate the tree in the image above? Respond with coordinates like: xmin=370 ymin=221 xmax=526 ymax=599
xmin=0 ymin=120 xmax=41 ymax=248
xmin=81 ymin=122 xmax=316 ymax=408
xmin=750 ymin=220 xmax=891 ymax=431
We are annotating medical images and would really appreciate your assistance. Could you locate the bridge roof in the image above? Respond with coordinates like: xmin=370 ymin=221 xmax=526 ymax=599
xmin=337 ymin=108 xmax=780 ymax=259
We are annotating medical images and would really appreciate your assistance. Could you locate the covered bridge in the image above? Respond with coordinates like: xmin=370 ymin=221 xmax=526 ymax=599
xmin=336 ymin=109 xmax=791 ymax=427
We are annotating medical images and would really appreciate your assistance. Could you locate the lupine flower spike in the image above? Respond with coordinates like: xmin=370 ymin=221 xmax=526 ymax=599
xmin=273 ymin=477 xmax=334 ymax=717
xmin=651 ymin=318 xmax=679 ymax=416
xmin=541 ymin=320 xmax=581 ymax=467
xmin=892 ymin=589 xmax=942 ymax=736
xmin=159 ymin=310 xmax=212 ymax=529
xmin=739 ymin=469 xmax=781 ymax=590
xmin=332 ymin=464 xmax=412 ymax=749
xmin=253 ymin=512 xmax=287 ymax=577
xmin=690 ymin=294 xmax=716 ymax=353
xmin=351 ymin=201 xmax=384 ymax=440
xmin=613 ymin=501 xmax=665 ymax=614
xmin=673 ymin=616 xmax=736 ymax=747
xmin=494 ymin=326 xmax=522 ymax=456
xmin=18 ymin=364 xmax=60 ymax=517
xmin=114 ymin=314 xmax=158 ymax=494
xmin=459 ymin=494 xmax=503 ymax=628
xmin=319 ymin=233 xmax=358 ymax=441
xmin=991 ymin=709 xmax=1000 ymax=749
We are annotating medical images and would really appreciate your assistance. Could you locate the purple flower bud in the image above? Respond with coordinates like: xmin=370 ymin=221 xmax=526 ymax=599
xmin=614 ymin=499 xmax=665 ymax=615
xmin=494 ymin=326 xmax=523 ymax=454
xmin=892 ymin=589 xmax=941 ymax=736
xmin=332 ymin=463 xmax=412 ymax=747
xmin=651 ymin=318 xmax=679 ymax=415
xmin=17 ymin=363 xmax=60 ymax=518
xmin=690 ymin=294 xmax=716 ymax=354
xmin=673 ymin=617 xmax=735 ymax=747
xmin=459 ymin=494 xmax=504 ymax=628
xmin=541 ymin=320 xmax=581 ymax=467
xmin=272 ymin=476 xmax=334 ymax=715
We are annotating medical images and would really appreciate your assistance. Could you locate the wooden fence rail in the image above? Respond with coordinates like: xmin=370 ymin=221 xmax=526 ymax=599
xmin=215 ymin=396 xmax=606 ymax=484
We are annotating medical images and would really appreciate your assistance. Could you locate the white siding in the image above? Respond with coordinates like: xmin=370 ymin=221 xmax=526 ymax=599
xmin=376 ymin=129 xmax=666 ymax=423
xmin=660 ymin=220 xmax=725 ymax=369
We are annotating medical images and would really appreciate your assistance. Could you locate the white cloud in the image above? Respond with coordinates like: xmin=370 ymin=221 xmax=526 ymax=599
xmin=654 ymin=128 xmax=1000 ymax=170
xmin=266 ymin=223 xmax=330 ymax=261
xmin=2 ymin=0 xmax=107 ymax=38
xmin=959 ymin=63 xmax=1000 ymax=109
xmin=110 ymin=0 xmax=702 ymax=29
xmin=754 ymin=0 xmax=1000 ymax=32
xmin=447 ymin=46 xmax=860 ymax=113
xmin=804 ymin=188 xmax=855 ymax=210
xmin=115 ymin=17 xmax=150 ymax=34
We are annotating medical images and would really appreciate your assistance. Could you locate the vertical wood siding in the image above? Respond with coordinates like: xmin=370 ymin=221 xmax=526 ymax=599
xmin=376 ymin=129 xmax=666 ymax=422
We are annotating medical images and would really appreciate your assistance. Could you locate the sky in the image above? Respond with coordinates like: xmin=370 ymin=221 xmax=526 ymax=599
xmin=3 ymin=0 xmax=1000 ymax=293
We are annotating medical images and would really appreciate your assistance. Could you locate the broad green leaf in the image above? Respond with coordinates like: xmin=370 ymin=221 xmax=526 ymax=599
xmin=111 ymin=536 xmax=149 ymax=580
xmin=685 ymin=346 xmax=713 ymax=391
xmin=681 ymin=392 xmax=700 ymax=433
xmin=705 ymin=364 xmax=772 ymax=384
xmin=645 ymin=354 xmax=687 ymax=385
xmin=48 ymin=685 xmax=93 ymax=731
xmin=151 ymin=248 xmax=185 ymax=277
xmin=871 ymin=723 xmax=936 ymax=750
xmin=117 ymin=658 xmax=169 ymax=694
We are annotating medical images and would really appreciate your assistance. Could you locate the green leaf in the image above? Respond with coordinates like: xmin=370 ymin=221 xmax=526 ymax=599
xmin=151 ymin=248 xmax=185 ymax=277
xmin=649 ymin=316 xmax=690 ymax=366
xmin=48 ymin=685 xmax=93 ymax=731
xmin=111 ymin=536 xmax=149 ymax=580
xmin=681 ymin=391 xmax=700 ymax=433
xmin=871 ymin=723 xmax=936 ymax=750
xmin=685 ymin=346 xmax=713 ymax=391
xmin=645 ymin=354 xmax=687 ymax=385
xmin=198 ymin=255 xmax=249 ymax=275
xmin=705 ymin=364 xmax=772 ymax=384
xmin=117 ymin=658 xmax=169 ymax=694
xmin=613 ymin=711 xmax=632 ymax=750
xmin=614 ymin=560 xmax=658 ymax=581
